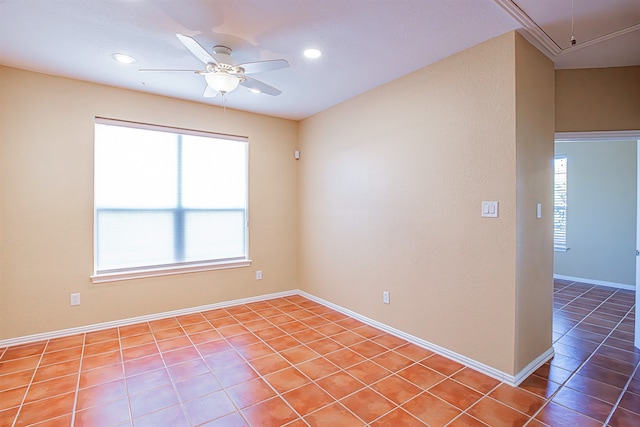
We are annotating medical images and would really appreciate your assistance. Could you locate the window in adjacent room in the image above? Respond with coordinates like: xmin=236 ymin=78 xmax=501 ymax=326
xmin=554 ymin=155 xmax=568 ymax=251
xmin=92 ymin=118 xmax=249 ymax=282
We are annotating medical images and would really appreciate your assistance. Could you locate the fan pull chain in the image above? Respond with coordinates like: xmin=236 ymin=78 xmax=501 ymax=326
xmin=570 ymin=0 xmax=576 ymax=45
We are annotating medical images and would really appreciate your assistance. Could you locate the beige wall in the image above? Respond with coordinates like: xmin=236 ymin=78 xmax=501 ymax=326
xmin=514 ymin=35 xmax=555 ymax=372
xmin=556 ymin=66 xmax=640 ymax=132
xmin=0 ymin=32 xmax=558 ymax=378
xmin=0 ymin=66 xmax=299 ymax=340
xmin=298 ymin=32 xmax=554 ymax=375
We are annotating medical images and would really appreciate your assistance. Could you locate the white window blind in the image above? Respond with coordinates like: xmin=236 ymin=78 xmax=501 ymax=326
xmin=554 ymin=155 xmax=567 ymax=249
xmin=94 ymin=119 xmax=248 ymax=277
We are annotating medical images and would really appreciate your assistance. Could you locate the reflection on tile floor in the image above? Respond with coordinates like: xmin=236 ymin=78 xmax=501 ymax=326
xmin=1 ymin=281 xmax=639 ymax=426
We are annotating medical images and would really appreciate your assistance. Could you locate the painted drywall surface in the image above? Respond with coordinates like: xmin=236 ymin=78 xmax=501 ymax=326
xmin=0 ymin=83 xmax=5 ymax=340
xmin=0 ymin=66 xmax=298 ymax=340
xmin=554 ymin=140 xmax=637 ymax=286
xmin=299 ymin=33 xmax=522 ymax=374
xmin=556 ymin=66 xmax=640 ymax=132
xmin=514 ymin=33 xmax=555 ymax=373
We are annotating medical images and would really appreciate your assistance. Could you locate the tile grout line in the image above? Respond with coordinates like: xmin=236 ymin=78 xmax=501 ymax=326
xmin=235 ymin=300 xmax=321 ymax=426
xmin=198 ymin=298 xmax=320 ymax=425
xmin=130 ymin=316 xmax=217 ymax=424
xmin=177 ymin=314 xmax=230 ymax=426
xmin=601 ymin=297 xmax=638 ymax=427
xmin=10 ymin=340 xmax=49 ymax=427
xmin=534 ymin=281 xmax=608 ymax=425
xmin=191 ymin=299 xmax=522 ymax=426
xmin=205 ymin=304 xmax=294 ymax=427
xmin=245 ymin=300 xmax=376 ymax=426
xmin=192 ymin=302 xmax=294 ymax=426
xmin=68 ymin=333 xmax=86 ymax=427
xmin=201 ymin=287 xmax=636 ymax=427
xmin=527 ymin=286 xmax=635 ymax=425
xmin=229 ymin=299 xmax=436 ymax=426
xmin=0 ymin=297 xmax=538 ymax=426
xmin=153 ymin=311 xmax=251 ymax=426
xmin=444 ymin=378 xmax=506 ymax=426
xmin=255 ymin=298 xmax=388 ymax=426
xmin=168 ymin=315 xmax=242 ymax=426
xmin=553 ymin=282 xmax=597 ymax=315
xmin=118 ymin=325 xmax=137 ymax=426
xmin=249 ymin=301 xmax=372 ymax=424
xmin=551 ymin=282 xmax=599 ymax=341
xmin=312 ymin=325 xmax=437 ymax=425
xmin=4 ymin=288 xmax=636 ymax=426
xmin=553 ymin=283 xmax=618 ymax=344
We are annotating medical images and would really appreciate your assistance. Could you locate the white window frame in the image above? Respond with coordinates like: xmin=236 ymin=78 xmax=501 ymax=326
xmin=554 ymin=155 xmax=568 ymax=252
xmin=91 ymin=118 xmax=251 ymax=283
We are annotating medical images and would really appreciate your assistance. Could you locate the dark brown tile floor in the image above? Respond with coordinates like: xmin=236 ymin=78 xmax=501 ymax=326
xmin=0 ymin=281 xmax=639 ymax=426
xmin=530 ymin=279 xmax=640 ymax=427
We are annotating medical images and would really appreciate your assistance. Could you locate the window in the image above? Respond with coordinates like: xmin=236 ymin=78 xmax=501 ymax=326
xmin=554 ymin=155 xmax=567 ymax=251
xmin=92 ymin=118 xmax=249 ymax=282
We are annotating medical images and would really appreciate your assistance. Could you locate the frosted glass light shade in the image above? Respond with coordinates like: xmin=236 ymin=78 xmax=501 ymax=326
xmin=205 ymin=72 xmax=240 ymax=93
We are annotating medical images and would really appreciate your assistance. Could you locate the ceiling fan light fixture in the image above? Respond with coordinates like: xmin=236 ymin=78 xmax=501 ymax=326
xmin=111 ymin=53 xmax=136 ymax=64
xmin=205 ymin=72 xmax=240 ymax=94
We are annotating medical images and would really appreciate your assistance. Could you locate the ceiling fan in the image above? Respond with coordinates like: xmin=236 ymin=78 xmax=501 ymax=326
xmin=140 ymin=34 xmax=289 ymax=98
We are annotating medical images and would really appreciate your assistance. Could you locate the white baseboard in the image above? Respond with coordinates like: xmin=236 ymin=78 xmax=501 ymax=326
xmin=0 ymin=288 xmax=553 ymax=386
xmin=554 ymin=274 xmax=635 ymax=291
xmin=0 ymin=290 xmax=296 ymax=348
xmin=513 ymin=347 xmax=555 ymax=385
xmin=298 ymin=291 xmax=553 ymax=387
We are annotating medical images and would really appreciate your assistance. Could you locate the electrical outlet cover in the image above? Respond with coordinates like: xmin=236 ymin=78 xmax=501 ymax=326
xmin=70 ymin=293 xmax=81 ymax=306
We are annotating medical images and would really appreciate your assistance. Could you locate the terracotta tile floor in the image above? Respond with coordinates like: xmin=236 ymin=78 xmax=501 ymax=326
xmin=1 ymin=282 xmax=639 ymax=426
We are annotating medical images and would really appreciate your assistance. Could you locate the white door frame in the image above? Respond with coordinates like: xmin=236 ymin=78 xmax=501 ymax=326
xmin=555 ymin=130 xmax=640 ymax=349
xmin=637 ymin=138 xmax=640 ymax=349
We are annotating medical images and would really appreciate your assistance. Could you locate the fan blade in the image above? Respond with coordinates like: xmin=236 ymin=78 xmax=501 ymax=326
xmin=240 ymin=76 xmax=282 ymax=96
xmin=237 ymin=59 xmax=290 ymax=75
xmin=138 ymin=69 xmax=200 ymax=73
xmin=176 ymin=34 xmax=217 ymax=65
xmin=203 ymin=85 xmax=218 ymax=98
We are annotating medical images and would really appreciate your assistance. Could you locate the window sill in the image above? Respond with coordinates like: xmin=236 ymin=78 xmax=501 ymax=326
xmin=91 ymin=259 xmax=252 ymax=284
xmin=554 ymin=246 xmax=570 ymax=253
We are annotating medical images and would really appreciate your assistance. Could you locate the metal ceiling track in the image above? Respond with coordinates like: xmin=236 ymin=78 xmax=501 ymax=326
xmin=493 ymin=0 xmax=562 ymax=56
xmin=493 ymin=0 xmax=640 ymax=58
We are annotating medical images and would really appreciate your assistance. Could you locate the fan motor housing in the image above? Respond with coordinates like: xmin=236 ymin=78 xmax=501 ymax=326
xmin=205 ymin=62 xmax=244 ymax=75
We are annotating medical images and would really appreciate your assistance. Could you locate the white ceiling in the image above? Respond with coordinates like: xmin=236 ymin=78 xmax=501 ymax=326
xmin=0 ymin=0 xmax=638 ymax=120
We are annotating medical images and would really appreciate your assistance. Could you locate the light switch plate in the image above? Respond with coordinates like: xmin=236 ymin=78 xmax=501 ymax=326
xmin=481 ymin=201 xmax=498 ymax=218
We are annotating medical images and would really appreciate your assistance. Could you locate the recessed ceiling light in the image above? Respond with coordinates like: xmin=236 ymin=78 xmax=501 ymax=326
xmin=303 ymin=48 xmax=322 ymax=59
xmin=111 ymin=53 xmax=137 ymax=64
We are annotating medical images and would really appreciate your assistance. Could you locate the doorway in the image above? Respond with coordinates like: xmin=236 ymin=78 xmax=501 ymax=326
xmin=554 ymin=130 xmax=640 ymax=349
